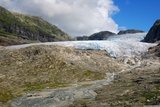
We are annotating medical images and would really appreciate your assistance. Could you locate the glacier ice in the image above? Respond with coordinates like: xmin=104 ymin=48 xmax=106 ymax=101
xmin=4 ymin=33 xmax=157 ymax=57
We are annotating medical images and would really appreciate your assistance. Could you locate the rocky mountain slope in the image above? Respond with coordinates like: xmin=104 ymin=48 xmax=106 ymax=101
xmin=0 ymin=6 xmax=73 ymax=46
xmin=76 ymin=36 xmax=89 ymax=41
xmin=117 ymin=29 xmax=144 ymax=35
xmin=76 ymin=31 xmax=116 ymax=40
xmin=88 ymin=31 xmax=116 ymax=40
xmin=143 ymin=19 xmax=160 ymax=43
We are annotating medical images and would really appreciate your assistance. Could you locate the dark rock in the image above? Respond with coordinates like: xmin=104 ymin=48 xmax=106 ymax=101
xmin=118 ymin=29 xmax=144 ymax=35
xmin=76 ymin=36 xmax=89 ymax=41
xmin=132 ymin=77 xmax=145 ymax=84
xmin=88 ymin=31 xmax=116 ymax=40
xmin=148 ymin=79 xmax=160 ymax=84
xmin=143 ymin=19 xmax=160 ymax=43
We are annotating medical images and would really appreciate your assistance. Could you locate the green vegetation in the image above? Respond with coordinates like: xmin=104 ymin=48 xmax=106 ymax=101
xmin=0 ymin=45 xmax=106 ymax=103
xmin=142 ymin=91 xmax=160 ymax=105
xmin=0 ymin=6 xmax=73 ymax=46
xmin=0 ymin=86 xmax=15 ymax=103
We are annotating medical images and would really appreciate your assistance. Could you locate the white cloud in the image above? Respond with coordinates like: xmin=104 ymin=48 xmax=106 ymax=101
xmin=0 ymin=0 xmax=119 ymax=36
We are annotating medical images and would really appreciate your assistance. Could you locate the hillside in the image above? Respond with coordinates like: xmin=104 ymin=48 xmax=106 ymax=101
xmin=76 ymin=29 xmax=144 ymax=41
xmin=0 ymin=45 xmax=127 ymax=105
xmin=88 ymin=31 xmax=116 ymax=40
xmin=76 ymin=31 xmax=116 ymax=40
xmin=117 ymin=29 xmax=144 ymax=35
xmin=0 ymin=6 xmax=73 ymax=46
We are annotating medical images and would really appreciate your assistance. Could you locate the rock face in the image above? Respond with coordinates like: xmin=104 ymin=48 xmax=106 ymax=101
xmin=88 ymin=31 xmax=116 ymax=40
xmin=118 ymin=29 xmax=144 ymax=35
xmin=143 ymin=19 xmax=160 ymax=43
xmin=0 ymin=6 xmax=73 ymax=46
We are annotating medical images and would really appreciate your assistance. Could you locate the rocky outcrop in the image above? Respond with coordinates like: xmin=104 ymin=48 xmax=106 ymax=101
xmin=76 ymin=29 xmax=145 ymax=41
xmin=118 ymin=29 xmax=144 ymax=35
xmin=143 ymin=19 xmax=160 ymax=43
xmin=76 ymin=36 xmax=89 ymax=40
xmin=0 ymin=6 xmax=73 ymax=46
xmin=76 ymin=31 xmax=116 ymax=41
xmin=88 ymin=31 xmax=116 ymax=40
xmin=146 ymin=43 xmax=160 ymax=58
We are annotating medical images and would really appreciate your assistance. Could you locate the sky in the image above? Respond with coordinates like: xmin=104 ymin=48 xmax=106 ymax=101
xmin=113 ymin=0 xmax=160 ymax=32
xmin=0 ymin=0 xmax=160 ymax=36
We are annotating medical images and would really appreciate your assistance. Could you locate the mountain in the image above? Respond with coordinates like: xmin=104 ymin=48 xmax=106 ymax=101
xmin=0 ymin=6 xmax=73 ymax=46
xmin=118 ymin=29 xmax=144 ymax=35
xmin=76 ymin=30 xmax=145 ymax=41
xmin=143 ymin=19 xmax=160 ymax=43
xmin=76 ymin=31 xmax=116 ymax=40
xmin=88 ymin=31 xmax=116 ymax=40
xmin=76 ymin=36 xmax=89 ymax=40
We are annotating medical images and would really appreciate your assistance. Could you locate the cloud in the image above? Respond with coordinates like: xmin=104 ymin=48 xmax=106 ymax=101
xmin=0 ymin=0 xmax=119 ymax=36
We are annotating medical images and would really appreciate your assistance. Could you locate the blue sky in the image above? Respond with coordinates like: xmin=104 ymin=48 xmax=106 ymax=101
xmin=113 ymin=0 xmax=160 ymax=32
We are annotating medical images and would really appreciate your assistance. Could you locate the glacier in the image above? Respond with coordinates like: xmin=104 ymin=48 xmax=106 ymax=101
xmin=4 ymin=33 xmax=157 ymax=57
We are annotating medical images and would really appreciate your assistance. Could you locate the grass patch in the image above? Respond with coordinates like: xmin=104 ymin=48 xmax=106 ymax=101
xmin=142 ymin=91 xmax=160 ymax=105
xmin=0 ymin=86 xmax=15 ymax=103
